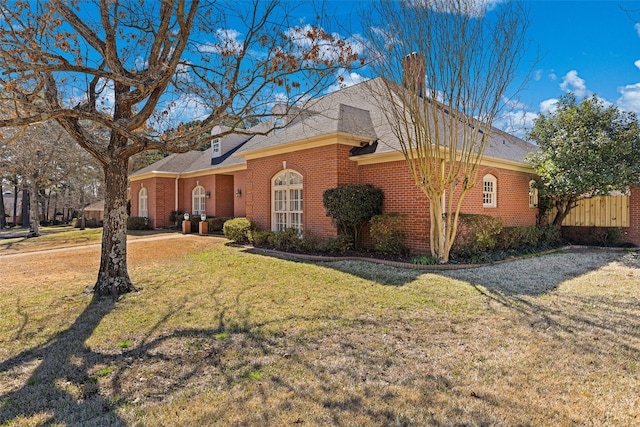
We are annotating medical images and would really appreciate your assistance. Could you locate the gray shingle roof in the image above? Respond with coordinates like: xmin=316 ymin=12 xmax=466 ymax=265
xmin=131 ymin=77 xmax=535 ymax=178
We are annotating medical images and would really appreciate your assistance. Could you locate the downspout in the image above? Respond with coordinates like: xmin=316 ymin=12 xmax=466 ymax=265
xmin=175 ymin=176 xmax=179 ymax=211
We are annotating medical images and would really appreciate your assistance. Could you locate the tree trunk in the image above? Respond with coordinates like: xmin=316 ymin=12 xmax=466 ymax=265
xmin=12 ymin=185 xmax=18 ymax=226
xmin=27 ymin=183 xmax=41 ymax=237
xmin=0 ymin=184 xmax=6 ymax=228
xmin=94 ymin=157 xmax=137 ymax=296
xmin=21 ymin=189 xmax=29 ymax=227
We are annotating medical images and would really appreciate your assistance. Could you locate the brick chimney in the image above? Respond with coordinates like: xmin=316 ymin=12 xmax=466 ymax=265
xmin=402 ymin=52 xmax=426 ymax=97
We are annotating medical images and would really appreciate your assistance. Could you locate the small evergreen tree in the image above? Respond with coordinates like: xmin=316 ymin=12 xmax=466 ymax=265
xmin=323 ymin=184 xmax=384 ymax=249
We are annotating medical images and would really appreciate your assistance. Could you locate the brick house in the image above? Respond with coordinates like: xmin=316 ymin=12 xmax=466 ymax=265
xmin=129 ymin=77 xmax=563 ymax=253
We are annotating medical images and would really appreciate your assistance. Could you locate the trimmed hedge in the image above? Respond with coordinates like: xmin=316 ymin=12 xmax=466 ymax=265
xmin=223 ymin=218 xmax=253 ymax=243
xmin=127 ymin=216 xmax=152 ymax=230
xmin=451 ymin=214 xmax=504 ymax=262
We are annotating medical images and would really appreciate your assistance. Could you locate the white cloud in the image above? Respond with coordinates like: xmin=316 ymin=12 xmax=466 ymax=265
xmin=635 ymin=23 xmax=640 ymax=37
xmin=326 ymin=69 xmax=369 ymax=93
xmin=502 ymin=95 xmax=526 ymax=110
xmin=548 ymin=72 xmax=557 ymax=81
xmin=494 ymin=110 xmax=538 ymax=136
xmin=635 ymin=60 xmax=640 ymax=71
xmin=539 ymin=98 xmax=559 ymax=115
xmin=533 ymin=69 xmax=543 ymax=81
xmin=198 ymin=28 xmax=243 ymax=55
xmin=415 ymin=0 xmax=506 ymax=17
xmin=616 ymin=82 xmax=640 ymax=113
xmin=559 ymin=70 xmax=589 ymax=98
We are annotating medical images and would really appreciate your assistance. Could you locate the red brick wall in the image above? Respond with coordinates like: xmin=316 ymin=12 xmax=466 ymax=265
xmin=358 ymin=161 xmax=537 ymax=253
xmin=627 ymin=186 xmax=640 ymax=246
xmin=246 ymin=145 xmax=358 ymax=238
xmin=214 ymin=175 xmax=234 ymax=217
xmin=130 ymin=177 xmax=176 ymax=228
xmin=358 ymin=160 xmax=431 ymax=253
xmin=233 ymin=171 xmax=247 ymax=217
xmin=180 ymin=176 xmax=215 ymax=217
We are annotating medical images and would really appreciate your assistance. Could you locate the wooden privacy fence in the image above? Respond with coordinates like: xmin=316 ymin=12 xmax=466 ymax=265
xmin=546 ymin=195 xmax=630 ymax=227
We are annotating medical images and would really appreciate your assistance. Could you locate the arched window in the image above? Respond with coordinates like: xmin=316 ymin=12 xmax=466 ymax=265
xmin=139 ymin=187 xmax=148 ymax=218
xmin=483 ymin=174 xmax=497 ymax=208
xmin=529 ymin=180 xmax=539 ymax=208
xmin=192 ymin=185 xmax=206 ymax=216
xmin=272 ymin=170 xmax=303 ymax=232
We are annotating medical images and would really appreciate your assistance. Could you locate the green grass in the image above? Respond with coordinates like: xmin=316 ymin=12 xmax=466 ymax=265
xmin=1 ymin=236 xmax=639 ymax=426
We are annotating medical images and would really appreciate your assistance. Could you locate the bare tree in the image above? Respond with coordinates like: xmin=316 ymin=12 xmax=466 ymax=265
xmin=363 ymin=0 xmax=529 ymax=263
xmin=0 ymin=0 xmax=360 ymax=295
xmin=0 ymin=122 xmax=92 ymax=236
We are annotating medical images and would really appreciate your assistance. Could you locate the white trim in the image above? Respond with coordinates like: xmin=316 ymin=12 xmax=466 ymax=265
xmin=138 ymin=187 xmax=148 ymax=218
xmin=271 ymin=169 xmax=303 ymax=232
xmin=483 ymin=174 xmax=497 ymax=208
xmin=192 ymin=185 xmax=206 ymax=216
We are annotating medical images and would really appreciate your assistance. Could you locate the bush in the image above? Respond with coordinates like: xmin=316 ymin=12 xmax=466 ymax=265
xmin=412 ymin=254 xmax=437 ymax=265
xmin=369 ymin=213 xmax=408 ymax=256
xmin=127 ymin=216 xmax=152 ymax=230
xmin=323 ymin=184 xmax=384 ymax=249
xmin=169 ymin=210 xmax=183 ymax=224
xmin=561 ymin=226 xmax=624 ymax=247
xmin=73 ymin=218 xmax=102 ymax=228
xmin=497 ymin=224 xmax=562 ymax=250
xmin=268 ymin=228 xmax=302 ymax=251
xmin=451 ymin=214 xmax=503 ymax=262
xmin=251 ymin=230 xmax=274 ymax=247
xmin=317 ymin=235 xmax=352 ymax=255
xmin=207 ymin=217 xmax=230 ymax=232
xmin=223 ymin=217 xmax=253 ymax=243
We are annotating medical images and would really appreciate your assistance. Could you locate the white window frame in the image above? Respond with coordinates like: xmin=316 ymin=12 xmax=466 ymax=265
xmin=212 ymin=138 xmax=220 ymax=155
xmin=529 ymin=180 xmax=539 ymax=208
xmin=139 ymin=187 xmax=148 ymax=218
xmin=483 ymin=174 xmax=497 ymax=208
xmin=192 ymin=185 xmax=206 ymax=216
xmin=271 ymin=170 xmax=303 ymax=232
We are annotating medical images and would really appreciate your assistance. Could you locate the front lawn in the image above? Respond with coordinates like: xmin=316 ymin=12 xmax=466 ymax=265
xmin=0 ymin=236 xmax=638 ymax=425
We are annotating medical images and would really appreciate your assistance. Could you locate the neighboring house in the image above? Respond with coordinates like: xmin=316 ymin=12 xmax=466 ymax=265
xmin=83 ymin=200 xmax=105 ymax=223
xmin=130 ymin=73 xmax=556 ymax=254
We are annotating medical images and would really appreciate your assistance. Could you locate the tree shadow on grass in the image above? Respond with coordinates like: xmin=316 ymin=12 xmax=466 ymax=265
xmin=0 ymin=296 xmax=127 ymax=425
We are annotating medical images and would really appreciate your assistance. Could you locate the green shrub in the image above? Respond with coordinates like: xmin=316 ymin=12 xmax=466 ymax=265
xmin=369 ymin=213 xmax=408 ymax=256
xmin=268 ymin=228 xmax=302 ymax=251
xmin=207 ymin=217 xmax=230 ymax=232
xmin=127 ymin=216 xmax=152 ymax=230
xmin=72 ymin=218 xmax=101 ymax=228
xmin=451 ymin=214 xmax=504 ymax=262
xmin=169 ymin=210 xmax=183 ymax=224
xmin=412 ymin=254 xmax=437 ymax=265
xmin=323 ymin=184 xmax=384 ymax=249
xmin=497 ymin=224 xmax=562 ymax=250
xmin=317 ymin=235 xmax=352 ymax=255
xmin=251 ymin=229 xmax=274 ymax=247
xmin=223 ymin=218 xmax=253 ymax=243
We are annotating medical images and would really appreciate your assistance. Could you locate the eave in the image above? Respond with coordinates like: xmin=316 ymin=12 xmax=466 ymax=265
xmin=350 ymin=149 xmax=536 ymax=174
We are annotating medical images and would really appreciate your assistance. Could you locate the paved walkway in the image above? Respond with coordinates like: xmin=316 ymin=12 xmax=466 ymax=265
xmin=0 ymin=227 xmax=30 ymax=239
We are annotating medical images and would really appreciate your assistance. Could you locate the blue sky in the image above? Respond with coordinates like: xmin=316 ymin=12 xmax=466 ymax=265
xmin=319 ymin=0 xmax=640 ymax=136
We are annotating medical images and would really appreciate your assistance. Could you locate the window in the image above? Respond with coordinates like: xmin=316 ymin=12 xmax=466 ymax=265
xmin=272 ymin=170 xmax=303 ymax=232
xmin=529 ymin=180 xmax=538 ymax=208
xmin=192 ymin=185 xmax=206 ymax=216
xmin=139 ymin=187 xmax=148 ymax=218
xmin=483 ymin=174 xmax=497 ymax=208
xmin=212 ymin=138 xmax=220 ymax=155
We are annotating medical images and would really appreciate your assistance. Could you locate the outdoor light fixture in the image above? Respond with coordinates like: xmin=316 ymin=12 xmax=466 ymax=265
xmin=205 ymin=191 xmax=211 ymax=199
xmin=183 ymin=212 xmax=190 ymax=221
xmin=200 ymin=213 xmax=206 ymax=221
xmin=235 ymin=188 xmax=242 ymax=197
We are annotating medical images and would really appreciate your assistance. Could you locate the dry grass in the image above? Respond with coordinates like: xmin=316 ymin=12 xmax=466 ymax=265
xmin=0 ymin=232 xmax=639 ymax=426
